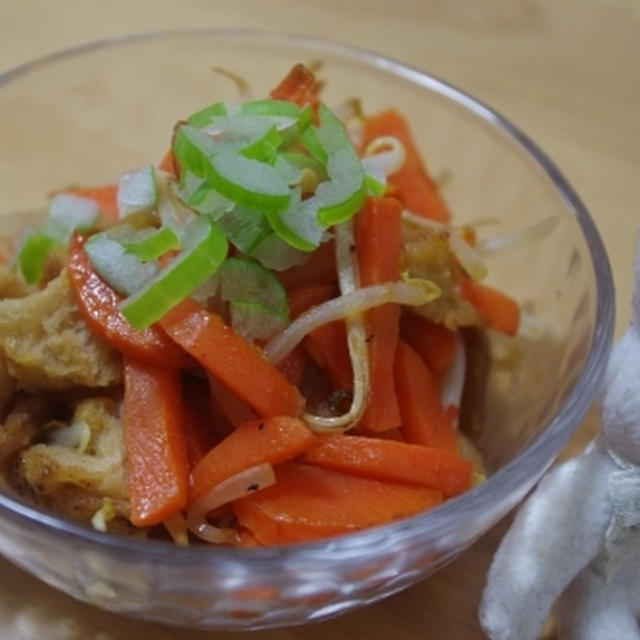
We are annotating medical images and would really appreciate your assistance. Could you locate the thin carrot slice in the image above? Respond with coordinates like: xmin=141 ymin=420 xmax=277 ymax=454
xmin=269 ymin=64 xmax=319 ymax=107
xmin=305 ymin=321 xmax=353 ymax=392
xmin=207 ymin=372 xmax=257 ymax=429
xmin=159 ymin=298 xmax=305 ymax=418
xmin=67 ymin=234 xmax=192 ymax=368
xmin=123 ymin=358 xmax=190 ymax=526
xmin=301 ymin=433 xmax=472 ymax=497
xmin=233 ymin=462 xmax=443 ymax=545
xmin=182 ymin=379 xmax=218 ymax=468
xmin=400 ymin=312 xmax=457 ymax=374
xmin=361 ymin=109 xmax=449 ymax=222
xmin=190 ymin=416 xmax=318 ymax=501
xmin=277 ymin=240 xmax=336 ymax=291
xmin=459 ymin=278 xmax=520 ymax=336
xmin=158 ymin=149 xmax=177 ymax=176
xmin=64 ymin=184 xmax=119 ymax=222
xmin=394 ymin=340 xmax=458 ymax=452
xmin=355 ymin=196 xmax=402 ymax=431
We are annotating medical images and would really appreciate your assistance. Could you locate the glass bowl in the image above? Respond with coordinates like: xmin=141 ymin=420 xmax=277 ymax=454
xmin=0 ymin=29 xmax=614 ymax=630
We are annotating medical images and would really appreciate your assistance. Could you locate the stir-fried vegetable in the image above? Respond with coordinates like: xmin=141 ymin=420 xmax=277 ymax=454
xmin=0 ymin=63 xmax=535 ymax=547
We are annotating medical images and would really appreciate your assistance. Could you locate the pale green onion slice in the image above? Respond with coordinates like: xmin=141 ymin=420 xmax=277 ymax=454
xmin=218 ymin=256 xmax=288 ymax=314
xmin=264 ymin=278 xmax=440 ymax=364
xmin=43 ymin=194 xmax=100 ymax=244
xmin=215 ymin=205 xmax=272 ymax=254
xmin=123 ymin=226 xmax=180 ymax=262
xmin=17 ymin=194 xmax=100 ymax=284
xmin=121 ymin=215 xmax=228 ymax=329
xmin=117 ymin=166 xmax=157 ymax=217
xmin=85 ymin=231 xmax=158 ymax=296
xmin=17 ymin=232 xmax=55 ymax=285
xmin=249 ymin=232 xmax=308 ymax=271
xmin=229 ymin=300 xmax=289 ymax=340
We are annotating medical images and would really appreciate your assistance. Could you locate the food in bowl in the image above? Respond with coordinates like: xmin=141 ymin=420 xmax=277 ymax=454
xmin=0 ymin=63 xmax=530 ymax=548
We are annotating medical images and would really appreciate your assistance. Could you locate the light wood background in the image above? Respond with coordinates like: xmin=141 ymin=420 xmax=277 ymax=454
xmin=0 ymin=1 xmax=638 ymax=638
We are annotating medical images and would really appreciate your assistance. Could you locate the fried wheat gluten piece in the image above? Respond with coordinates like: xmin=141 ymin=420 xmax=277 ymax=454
xmin=0 ymin=270 xmax=122 ymax=391
xmin=15 ymin=397 xmax=130 ymax=523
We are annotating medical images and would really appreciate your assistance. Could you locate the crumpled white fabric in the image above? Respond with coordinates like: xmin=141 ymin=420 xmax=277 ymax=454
xmin=480 ymin=231 xmax=640 ymax=640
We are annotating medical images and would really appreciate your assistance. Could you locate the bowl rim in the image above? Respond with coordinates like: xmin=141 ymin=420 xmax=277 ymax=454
xmin=0 ymin=27 xmax=615 ymax=562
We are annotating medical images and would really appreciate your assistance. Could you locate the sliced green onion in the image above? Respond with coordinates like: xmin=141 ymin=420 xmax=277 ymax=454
xmin=312 ymin=104 xmax=367 ymax=227
xmin=364 ymin=171 xmax=387 ymax=197
xmin=17 ymin=232 xmax=55 ymax=285
xmin=17 ymin=193 xmax=100 ymax=284
xmin=249 ymin=232 xmax=308 ymax=271
xmin=43 ymin=193 xmax=100 ymax=244
xmin=121 ymin=215 xmax=228 ymax=329
xmin=300 ymin=125 xmax=328 ymax=165
xmin=176 ymin=171 xmax=233 ymax=216
xmin=229 ymin=300 xmax=289 ymax=340
xmin=116 ymin=166 xmax=157 ymax=217
xmin=218 ymin=256 xmax=288 ymax=313
xmin=84 ymin=231 xmax=158 ymax=296
xmin=265 ymin=188 xmax=324 ymax=251
xmin=123 ymin=226 xmax=180 ymax=262
xmin=173 ymin=125 xmax=291 ymax=214
xmin=215 ymin=205 xmax=272 ymax=254
xmin=187 ymin=101 xmax=229 ymax=127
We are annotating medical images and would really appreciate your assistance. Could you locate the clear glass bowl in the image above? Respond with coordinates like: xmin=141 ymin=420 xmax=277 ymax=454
xmin=0 ymin=30 xmax=613 ymax=630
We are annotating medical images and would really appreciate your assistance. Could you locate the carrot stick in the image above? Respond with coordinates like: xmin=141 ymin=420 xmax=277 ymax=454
xmin=269 ymin=64 xmax=319 ymax=107
xmin=159 ymin=298 xmax=305 ymax=418
xmin=64 ymin=184 xmax=119 ymax=222
xmin=182 ymin=378 xmax=218 ymax=468
xmin=123 ymin=358 xmax=190 ymax=526
xmin=301 ymin=433 xmax=471 ymax=497
xmin=400 ymin=312 xmax=457 ymax=374
xmin=233 ymin=462 xmax=443 ymax=545
xmin=361 ymin=109 xmax=449 ymax=222
xmin=394 ymin=340 xmax=458 ymax=452
xmin=190 ymin=416 xmax=318 ymax=501
xmin=459 ymin=278 xmax=520 ymax=336
xmin=355 ymin=196 xmax=402 ymax=431
xmin=207 ymin=372 xmax=257 ymax=429
xmin=67 ymin=234 xmax=193 ymax=368
xmin=304 ymin=321 xmax=353 ymax=392
xmin=158 ymin=149 xmax=177 ymax=177
xmin=276 ymin=240 xmax=336 ymax=291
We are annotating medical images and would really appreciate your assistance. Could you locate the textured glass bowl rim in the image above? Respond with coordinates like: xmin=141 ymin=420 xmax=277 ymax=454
xmin=0 ymin=28 xmax=614 ymax=565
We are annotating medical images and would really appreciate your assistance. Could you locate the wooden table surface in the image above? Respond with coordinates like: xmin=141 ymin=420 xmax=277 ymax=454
xmin=0 ymin=1 xmax=638 ymax=638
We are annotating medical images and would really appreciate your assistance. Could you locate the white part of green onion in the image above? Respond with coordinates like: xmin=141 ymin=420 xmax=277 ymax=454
xmin=117 ymin=166 xmax=158 ymax=217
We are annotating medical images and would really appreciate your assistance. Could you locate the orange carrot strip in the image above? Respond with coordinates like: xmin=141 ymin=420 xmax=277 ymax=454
xmin=158 ymin=149 xmax=177 ymax=177
xmin=67 ymin=234 xmax=193 ymax=368
xmin=64 ymin=184 xmax=119 ymax=222
xmin=269 ymin=64 xmax=319 ymax=107
xmin=301 ymin=434 xmax=471 ymax=497
xmin=400 ymin=312 xmax=457 ymax=374
xmin=207 ymin=372 xmax=257 ymax=429
xmin=190 ymin=416 xmax=318 ymax=501
xmin=394 ymin=340 xmax=458 ymax=452
xmin=123 ymin=358 xmax=190 ymax=526
xmin=355 ymin=196 xmax=402 ymax=431
xmin=277 ymin=240 xmax=336 ymax=291
xmin=182 ymin=379 xmax=218 ymax=468
xmin=361 ymin=109 xmax=449 ymax=222
xmin=305 ymin=321 xmax=353 ymax=392
xmin=459 ymin=278 xmax=520 ymax=336
xmin=159 ymin=298 xmax=305 ymax=418
xmin=233 ymin=462 xmax=443 ymax=545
